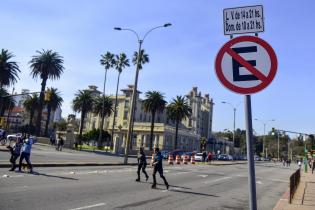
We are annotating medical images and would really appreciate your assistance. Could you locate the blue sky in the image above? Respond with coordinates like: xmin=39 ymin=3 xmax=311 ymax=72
xmin=1 ymin=0 xmax=314 ymax=136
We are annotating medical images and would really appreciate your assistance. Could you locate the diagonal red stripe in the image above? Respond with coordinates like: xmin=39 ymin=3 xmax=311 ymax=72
xmin=226 ymin=47 xmax=267 ymax=82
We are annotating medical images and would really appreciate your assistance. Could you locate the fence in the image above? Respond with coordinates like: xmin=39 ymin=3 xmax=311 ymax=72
xmin=289 ymin=169 xmax=301 ymax=203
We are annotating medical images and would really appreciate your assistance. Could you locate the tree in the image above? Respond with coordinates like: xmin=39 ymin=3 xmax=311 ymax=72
xmin=0 ymin=49 xmax=20 ymax=88
xmin=132 ymin=49 xmax=149 ymax=70
xmin=72 ymin=90 xmax=94 ymax=143
xmin=44 ymin=87 xmax=63 ymax=136
xmin=0 ymin=88 xmax=15 ymax=117
xmin=93 ymin=95 xmax=113 ymax=147
xmin=142 ymin=91 xmax=167 ymax=150
xmin=166 ymin=96 xmax=192 ymax=149
xmin=98 ymin=52 xmax=115 ymax=146
xmin=29 ymin=49 xmax=64 ymax=136
xmin=23 ymin=94 xmax=40 ymax=128
xmin=111 ymin=53 xmax=129 ymax=148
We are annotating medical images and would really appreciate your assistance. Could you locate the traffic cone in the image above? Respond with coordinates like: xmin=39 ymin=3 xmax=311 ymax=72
xmin=168 ymin=155 xmax=174 ymax=165
xmin=176 ymin=155 xmax=181 ymax=164
xmin=183 ymin=155 xmax=188 ymax=164
xmin=191 ymin=155 xmax=196 ymax=164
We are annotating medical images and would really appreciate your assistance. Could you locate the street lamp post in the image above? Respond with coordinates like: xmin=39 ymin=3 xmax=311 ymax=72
xmin=221 ymin=101 xmax=241 ymax=149
xmin=254 ymin=118 xmax=275 ymax=158
xmin=114 ymin=23 xmax=171 ymax=164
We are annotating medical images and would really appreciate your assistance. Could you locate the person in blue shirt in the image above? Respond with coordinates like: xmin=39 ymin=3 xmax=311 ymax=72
xmin=18 ymin=134 xmax=33 ymax=173
xmin=151 ymin=147 xmax=169 ymax=189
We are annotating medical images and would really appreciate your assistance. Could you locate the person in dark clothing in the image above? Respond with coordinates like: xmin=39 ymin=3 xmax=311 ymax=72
xmin=312 ymin=159 xmax=315 ymax=174
xmin=135 ymin=147 xmax=149 ymax=182
xmin=151 ymin=147 xmax=169 ymax=189
xmin=7 ymin=138 xmax=23 ymax=171
xmin=202 ymin=151 xmax=207 ymax=162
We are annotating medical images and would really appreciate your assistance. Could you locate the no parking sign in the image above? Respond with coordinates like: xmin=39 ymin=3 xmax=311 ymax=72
xmin=215 ymin=36 xmax=277 ymax=94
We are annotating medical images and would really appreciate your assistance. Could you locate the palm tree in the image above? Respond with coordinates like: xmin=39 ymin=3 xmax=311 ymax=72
xmin=98 ymin=52 xmax=115 ymax=146
xmin=93 ymin=95 xmax=114 ymax=147
xmin=0 ymin=49 xmax=20 ymax=88
xmin=23 ymin=94 xmax=40 ymax=127
xmin=29 ymin=49 xmax=64 ymax=136
xmin=0 ymin=88 xmax=13 ymax=116
xmin=111 ymin=53 xmax=130 ymax=148
xmin=143 ymin=91 xmax=167 ymax=151
xmin=72 ymin=90 xmax=94 ymax=143
xmin=166 ymin=96 xmax=192 ymax=150
xmin=44 ymin=87 xmax=63 ymax=136
xmin=132 ymin=49 xmax=149 ymax=70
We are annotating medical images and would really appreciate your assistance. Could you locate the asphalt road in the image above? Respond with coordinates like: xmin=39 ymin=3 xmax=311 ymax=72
xmin=0 ymin=144 xmax=137 ymax=164
xmin=0 ymin=162 xmax=296 ymax=210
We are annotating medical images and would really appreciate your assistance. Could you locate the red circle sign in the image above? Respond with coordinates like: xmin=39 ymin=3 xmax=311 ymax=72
xmin=215 ymin=36 xmax=277 ymax=94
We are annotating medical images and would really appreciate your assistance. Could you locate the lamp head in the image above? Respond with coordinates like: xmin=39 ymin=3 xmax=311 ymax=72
xmin=114 ymin=27 xmax=122 ymax=30
xmin=163 ymin=23 xmax=172 ymax=27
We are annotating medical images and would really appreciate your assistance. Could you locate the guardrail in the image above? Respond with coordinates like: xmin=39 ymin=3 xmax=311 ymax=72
xmin=289 ymin=169 xmax=301 ymax=203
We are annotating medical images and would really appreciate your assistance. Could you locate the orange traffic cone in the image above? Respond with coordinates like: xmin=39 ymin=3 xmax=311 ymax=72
xmin=191 ymin=155 xmax=196 ymax=164
xmin=176 ymin=155 xmax=181 ymax=164
xmin=168 ymin=155 xmax=174 ymax=165
xmin=183 ymin=155 xmax=189 ymax=164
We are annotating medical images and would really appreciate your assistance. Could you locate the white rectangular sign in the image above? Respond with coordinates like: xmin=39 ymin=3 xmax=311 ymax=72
xmin=223 ymin=5 xmax=264 ymax=35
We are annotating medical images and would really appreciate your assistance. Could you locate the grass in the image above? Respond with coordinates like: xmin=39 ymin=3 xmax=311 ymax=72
xmin=80 ymin=144 xmax=112 ymax=152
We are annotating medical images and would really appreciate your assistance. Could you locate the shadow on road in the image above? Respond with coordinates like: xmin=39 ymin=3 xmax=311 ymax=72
xmin=169 ymin=189 xmax=219 ymax=197
xmin=32 ymin=172 xmax=79 ymax=181
xmin=139 ymin=181 xmax=191 ymax=190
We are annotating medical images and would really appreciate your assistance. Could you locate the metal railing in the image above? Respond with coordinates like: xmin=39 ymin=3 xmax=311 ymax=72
xmin=289 ymin=169 xmax=301 ymax=203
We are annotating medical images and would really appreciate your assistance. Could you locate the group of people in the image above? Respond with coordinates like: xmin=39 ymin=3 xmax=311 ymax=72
xmin=7 ymin=133 xmax=34 ymax=173
xmin=50 ymin=134 xmax=64 ymax=151
xmin=136 ymin=147 xmax=169 ymax=190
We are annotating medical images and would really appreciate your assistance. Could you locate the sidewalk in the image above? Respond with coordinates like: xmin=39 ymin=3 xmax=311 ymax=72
xmin=274 ymin=169 xmax=315 ymax=210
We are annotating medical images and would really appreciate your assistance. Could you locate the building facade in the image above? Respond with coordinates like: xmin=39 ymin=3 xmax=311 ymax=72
xmin=84 ymin=85 xmax=214 ymax=154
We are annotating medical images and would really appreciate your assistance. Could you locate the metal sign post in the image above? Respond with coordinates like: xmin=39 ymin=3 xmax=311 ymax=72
xmin=244 ymin=95 xmax=257 ymax=210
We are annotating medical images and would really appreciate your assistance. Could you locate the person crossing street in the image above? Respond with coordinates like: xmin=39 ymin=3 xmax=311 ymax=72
xmin=135 ymin=147 xmax=149 ymax=182
xmin=151 ymin=147 xmax=169 ymax=190
xmin=18 ymin=134 xmax=34 ymax=173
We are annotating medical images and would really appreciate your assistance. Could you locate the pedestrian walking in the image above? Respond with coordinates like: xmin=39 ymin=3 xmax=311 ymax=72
xmin=135 ymin=147 xmax=149 ymax=182
xmin=312 ymin=159 xmax=315 ymax=174
xmin=18 ymin=134 xmax=34 ymax=173
xmin=57 ymin=135 xmax=64 ymax=151
xmin=298 ymin=159 xmax=302 ymax=170
xmin=7 ymin=138 xmax=23 ymax=171
xmin=202 ymin=151 xmax=207 ymax=163
xmin=151 ymin=147 xmax=169 ymax=190
xmin=207 ymin=152 xmax=212 ymax=163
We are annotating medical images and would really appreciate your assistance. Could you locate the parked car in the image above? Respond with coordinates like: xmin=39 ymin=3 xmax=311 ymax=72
xmin=170 ymin=150 xmax=185 ymax=159
xmin=6 ymin=133 xmax=22 ymax=142
xmin=161 ymin=150 xmax=170 ymax=159
xmin=181 ymin=152 xmax=194 ymax=161
xmin=194 ymin=153 xmax=203 ymax=162
xmin=254 ymin=155 xmax=261 ymax=161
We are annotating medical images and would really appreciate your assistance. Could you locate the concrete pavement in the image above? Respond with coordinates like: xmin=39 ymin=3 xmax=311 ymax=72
xmin=0 ymin=162 xmax=293 ymax=210
xmin=273 ymin=168 xmax=315 ymax=210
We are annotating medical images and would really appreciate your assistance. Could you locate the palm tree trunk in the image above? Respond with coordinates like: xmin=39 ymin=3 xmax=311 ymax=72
xmin=149 ymin=111 xmax=156 ymax=151
xmin=35 ymin=78 xmax=47 ymax=136
xmin=44 ymin=105 xmax=52 ymax=136
xmin=174 ymin=119 xmax=179 ymax=150
xmin=98 ymin=68 xmax=108 ymax=148
xmin=29 ymin=110 xmax=34 ymax=127
xmin=111 ymin=72 xmax=121 ymax=150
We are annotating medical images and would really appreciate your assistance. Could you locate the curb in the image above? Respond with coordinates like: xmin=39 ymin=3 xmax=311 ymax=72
xmin=273 ymin=188 xmax=290 ymax=210
xmin=0 ymin=162 xmax=138 ymax=168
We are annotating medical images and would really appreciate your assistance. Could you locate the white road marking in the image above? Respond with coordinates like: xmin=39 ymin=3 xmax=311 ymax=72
xmin=68 ymin=203 xmax=106 ymax=210
xmin=173 ymin=171 xmax=190 ymax=175
xmin=198 ymin=175 xmax=208 ymax=178
xmin=2 ymin=174 xmax=9 ymax=178
xmin=256 ymin=181 xmax=263 ymax=185
xmin=204 ymin=176 xmax=232 ymax=184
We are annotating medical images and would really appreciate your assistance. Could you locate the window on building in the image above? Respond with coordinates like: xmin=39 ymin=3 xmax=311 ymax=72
xmin=123 ymin=110 xmax=128 ymax=120
xmin=189 ymin=119 xmax=192 ymax=127
xmin=132 ymin=134 xmax=137 ymax=147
